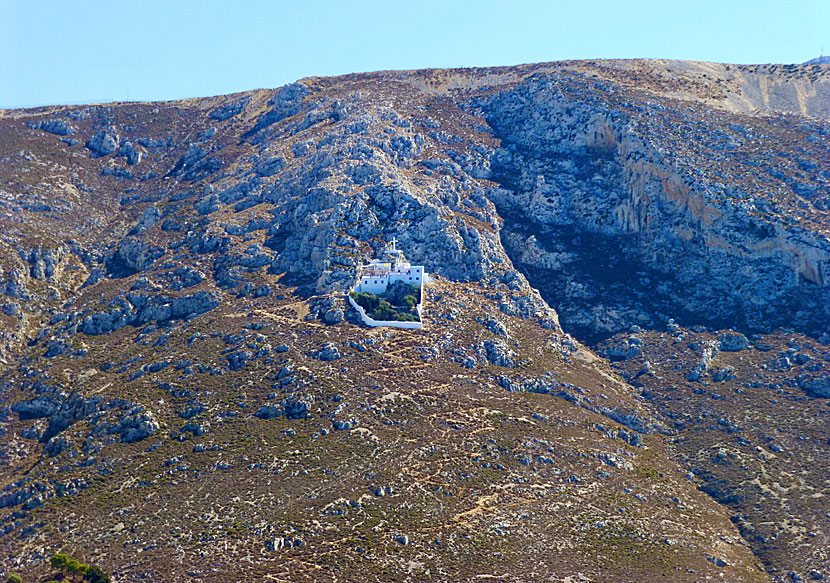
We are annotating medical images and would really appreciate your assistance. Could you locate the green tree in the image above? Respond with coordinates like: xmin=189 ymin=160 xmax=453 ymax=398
xmin=50 ymin=553 xmax=70 ymax=571
xmin=84 ymin=565 xmax=112 ymax=583
xmin=351 ymin=291 xmax=379 ymax=312
xmin=64 ymin=558 xmax=88 ymax=576
xmin=373 ymin=300 xmax=398 ymax=321
xmin=6 ymin=574 xmax=22 ymax=583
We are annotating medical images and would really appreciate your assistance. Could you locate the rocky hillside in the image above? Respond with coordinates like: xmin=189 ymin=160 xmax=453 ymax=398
xmin=0 ymin=59 xmax=827 ymax=582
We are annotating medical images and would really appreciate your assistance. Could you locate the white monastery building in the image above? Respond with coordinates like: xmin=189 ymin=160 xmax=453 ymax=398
xmin=348 ymin=238 xmax=427 ymax=330
xmin=354 ymin=238 xmax=425 ymax=295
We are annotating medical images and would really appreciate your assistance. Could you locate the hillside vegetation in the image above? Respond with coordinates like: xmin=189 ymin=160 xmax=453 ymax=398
xmin=0 ymin=59 xmax=827 ymax=582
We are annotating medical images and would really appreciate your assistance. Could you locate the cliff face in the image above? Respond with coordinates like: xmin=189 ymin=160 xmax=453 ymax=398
xmin=0 ymin=59 xmax=828 ymax=582
xmin=479 ymin=72 xmax=829 ymax=340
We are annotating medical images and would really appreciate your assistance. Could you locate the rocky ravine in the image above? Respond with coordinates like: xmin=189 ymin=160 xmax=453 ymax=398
xmin=0 ymin=59 xmax=827 ymax=582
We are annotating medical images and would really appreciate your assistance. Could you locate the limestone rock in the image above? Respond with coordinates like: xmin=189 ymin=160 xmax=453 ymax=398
xmin=324 ymin=308 xmax=344 ymax=325
xmin=799 ymin=376 xmax=830 ymax=398
xmin=312 ymin=343 xmax=341 ymax=361
xmin=605 ymin=337 xmax=643 ymax=361
xmin=482 ymin=339 xmax=517 ymax=367
xmin=30 ymin=119 xmax=75 ymax=136
xmin=719 ymin=332 xmax=749 ymax=352
xmin=210 ymin=97 xmax=250 ymax=121
xmin=85 ymin=127 xmax=120 ymax=157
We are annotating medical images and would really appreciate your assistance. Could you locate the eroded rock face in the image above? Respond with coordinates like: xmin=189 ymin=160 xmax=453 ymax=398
xmin=111 ymin=408 xmax=159 ymax=443
xmin=481 ymin=76 xmax=830 ymax=340
xmin=482 ymin=339 xmax=517 ymax=367
xmin=30 ymin=119 xmax=75 ymax=136
xmin=108 ymin=239 xmax=165 ymax=276
xmin=79 ymin=291 xmax=220 ymax=334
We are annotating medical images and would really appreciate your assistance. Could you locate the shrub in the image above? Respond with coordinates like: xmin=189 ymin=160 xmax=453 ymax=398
xmin=84 ymin=565 xmax=112 ymax=583
xmin=65 ymin=559 xmax=88 ymax=575
xmin=49 ymin=553 xmax=104 ymax=580
xmin=351 ymin=291 xmax=379 ymax=312
xmin=384 ymin=281 xmax=420 ymax=306
xmin=373 ymin=300 xmax=398 ymax=321
xmin=50 ymin=554 xmax=70 ymax=571
xmin=6 ymin=574 xmax=22 ymax=583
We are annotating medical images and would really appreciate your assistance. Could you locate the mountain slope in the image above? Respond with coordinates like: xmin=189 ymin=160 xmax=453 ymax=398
xmin=0 ymin=59 xmax=828 ymax=582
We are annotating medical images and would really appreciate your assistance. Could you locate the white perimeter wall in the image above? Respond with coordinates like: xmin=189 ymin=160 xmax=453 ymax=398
xmin=347 ymin=294 xmax=424 ymax=329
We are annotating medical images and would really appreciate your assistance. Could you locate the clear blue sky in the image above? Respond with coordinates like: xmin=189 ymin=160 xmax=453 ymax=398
xmin=1 ymin=0 xmax=827 ymax=109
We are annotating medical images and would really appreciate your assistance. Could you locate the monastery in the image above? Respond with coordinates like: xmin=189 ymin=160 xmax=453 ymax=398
xmin=348 ymin=238 xmax=427 ymax=329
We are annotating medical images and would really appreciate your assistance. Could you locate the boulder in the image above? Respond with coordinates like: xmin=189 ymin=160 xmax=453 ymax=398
xmin=605 ymin=337 xmax=643 ymax=361
xmin=117 ymin=141 xmax=143 ymax=165
xmin=799 ymin=376 xmax=830 ymax=398
xmin=333 ymin=419 xmax=355 ymax=431
xmin=255 ymin=405 xmax=282 ymax=420
xmin=85 ymin=127 xmax=120 ymax=157
xmin=312 ymin=343 xmax=341 ymax=361
xmin=227 ymin=351 xmax=252 ymax=371
xmin=178 ymin=406 xmax=204 ymax=420
xmin=711 ymin=367 xmax=735 ymax=382
xmin=324 ymin=308 xmax=344 ymax=325
xmin=718 ymin=332 xmax=749 ymax=352
xmin=283 ymin=398 xmax=310 ymax=420
xmin=12 ymin=397 xmax=59 ymax=420
xmin=181 ymin=421 xmax=207 ymax=436
xmin=112 ymin=409 xmax=159 ymax=443
xmin=687 ymin=341 xmax=718 ymax=382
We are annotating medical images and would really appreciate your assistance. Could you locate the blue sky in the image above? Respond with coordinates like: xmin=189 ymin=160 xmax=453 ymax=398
xmin=1 ymin=0 xmax=827 ymax=108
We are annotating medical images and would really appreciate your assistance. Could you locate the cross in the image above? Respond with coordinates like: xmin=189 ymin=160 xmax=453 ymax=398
xmin=390 ymin=237 xmax=397 ymax=251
